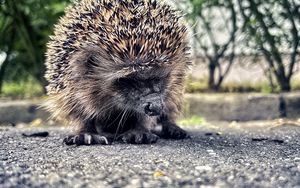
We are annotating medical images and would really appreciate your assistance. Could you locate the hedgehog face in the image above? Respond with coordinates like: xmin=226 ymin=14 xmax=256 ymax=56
xmin=113 ymin=73 xmax=168 ymax=116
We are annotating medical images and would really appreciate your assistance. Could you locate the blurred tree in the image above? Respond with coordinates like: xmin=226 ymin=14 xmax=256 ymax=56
xmin=0 ymin=0 xmax=71 ymax=93
xmin=187 ymin=0 xmax=238 ymax=91
xmin=238 ymin=0 xmax=300 ymax=92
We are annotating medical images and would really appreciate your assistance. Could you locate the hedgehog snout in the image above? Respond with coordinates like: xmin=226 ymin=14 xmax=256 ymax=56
xmin=142 ymin=94 xmax=163 ymax=116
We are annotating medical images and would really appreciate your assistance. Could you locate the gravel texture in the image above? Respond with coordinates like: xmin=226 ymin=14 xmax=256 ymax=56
xmin=0 ymin=122 xmax=300 ymax=188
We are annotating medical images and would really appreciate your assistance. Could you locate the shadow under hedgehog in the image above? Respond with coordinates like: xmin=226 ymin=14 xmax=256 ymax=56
xmin=45 ymin=0 xmax=192 ymax=145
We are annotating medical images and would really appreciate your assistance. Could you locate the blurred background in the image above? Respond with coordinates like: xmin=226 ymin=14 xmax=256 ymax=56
xmin=0 ymin=0 xmax=299 ymax=98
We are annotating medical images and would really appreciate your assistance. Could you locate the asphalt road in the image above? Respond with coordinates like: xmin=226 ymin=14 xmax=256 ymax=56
xmin=0 ymin=122 xmax=300 ymax=188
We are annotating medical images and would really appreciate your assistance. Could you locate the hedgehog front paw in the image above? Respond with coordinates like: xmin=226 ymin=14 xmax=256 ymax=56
xmin=63 ymin=133 xmax=112 ymax=146
xmin=160 ymin=124 xmax=190 ymax=139
xmin=118 ymin=130 xmax=159 ymax=144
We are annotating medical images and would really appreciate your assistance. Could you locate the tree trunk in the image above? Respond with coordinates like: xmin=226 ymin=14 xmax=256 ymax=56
xmin=0 ymin=58 xmax=9 ymax=94
xmin=208 ymin=62 xmax=218 ymax=91
xmin=277 ymin=77 xmax=291 ymax=92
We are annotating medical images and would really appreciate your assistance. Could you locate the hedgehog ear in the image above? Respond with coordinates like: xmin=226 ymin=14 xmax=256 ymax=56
xmin=85 ymin=55 xmax=98 ymax=68
xmin=68 ymin=50 xmax=94 ymax=75
xmin=70 ymin=47 xmax=130 ymax=80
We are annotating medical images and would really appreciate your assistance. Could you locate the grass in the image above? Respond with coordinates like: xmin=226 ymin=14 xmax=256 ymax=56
xmin=184 ymin=76 xmax=208 ymax=93
xmin=221 ymin=81 xmax=276 ymax=93
xmin=177 ymin=116 xmax=206 ymax=126
xmin=291 ymin=80 xmax=300 ymax=91
xmin=185 ymin=75 xmax=300 ymax=94
xmin=0 ymin=78 xmax=44 ymax=99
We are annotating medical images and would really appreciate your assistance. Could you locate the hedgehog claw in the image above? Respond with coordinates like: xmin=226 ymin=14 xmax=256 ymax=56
xmin=117 ymin=130 xmax=159 ymax=144
xmin=63 ymin=133 xmax=111 ymax=146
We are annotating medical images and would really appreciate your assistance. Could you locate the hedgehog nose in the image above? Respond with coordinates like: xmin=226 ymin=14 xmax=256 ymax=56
xmin=144 ymin=102 xmax=163 ymax=116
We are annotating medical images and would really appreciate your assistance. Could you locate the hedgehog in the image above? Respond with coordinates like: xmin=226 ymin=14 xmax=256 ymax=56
xmin=45 ymin=0 xmax=191 ymax=145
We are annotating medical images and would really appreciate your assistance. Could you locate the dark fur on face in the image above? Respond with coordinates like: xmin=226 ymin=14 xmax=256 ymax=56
xmin=45 ymin=0 xmax=191 ymax=145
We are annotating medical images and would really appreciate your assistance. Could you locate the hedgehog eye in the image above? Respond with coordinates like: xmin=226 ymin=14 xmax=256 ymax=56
xmin=114 ymin=77 xmax=135 ymax=88
xmin=151 ymin=77 xmax=161 ymax=82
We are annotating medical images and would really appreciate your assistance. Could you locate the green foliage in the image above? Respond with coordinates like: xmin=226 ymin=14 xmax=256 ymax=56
xmin=0 ymin=0 xmax=72 ymax=92
xmin=238 ymin=0 xmax=300 ymax=91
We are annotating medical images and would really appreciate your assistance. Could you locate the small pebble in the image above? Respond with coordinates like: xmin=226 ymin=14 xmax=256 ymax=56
xmin=153 ymin=170 xmax=165 ymax=177
xmin=294 ymin=157 xmax=300 ymax=162
xmin=252 ymin=138 xmax=268 ymax=141
xmin=271 ymin=139 xmax=284 ymax=144
xmin=22 ymin=132 xmax=49 ymax=137
xmin=195 ymin=166 xmax=212 ymax=172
